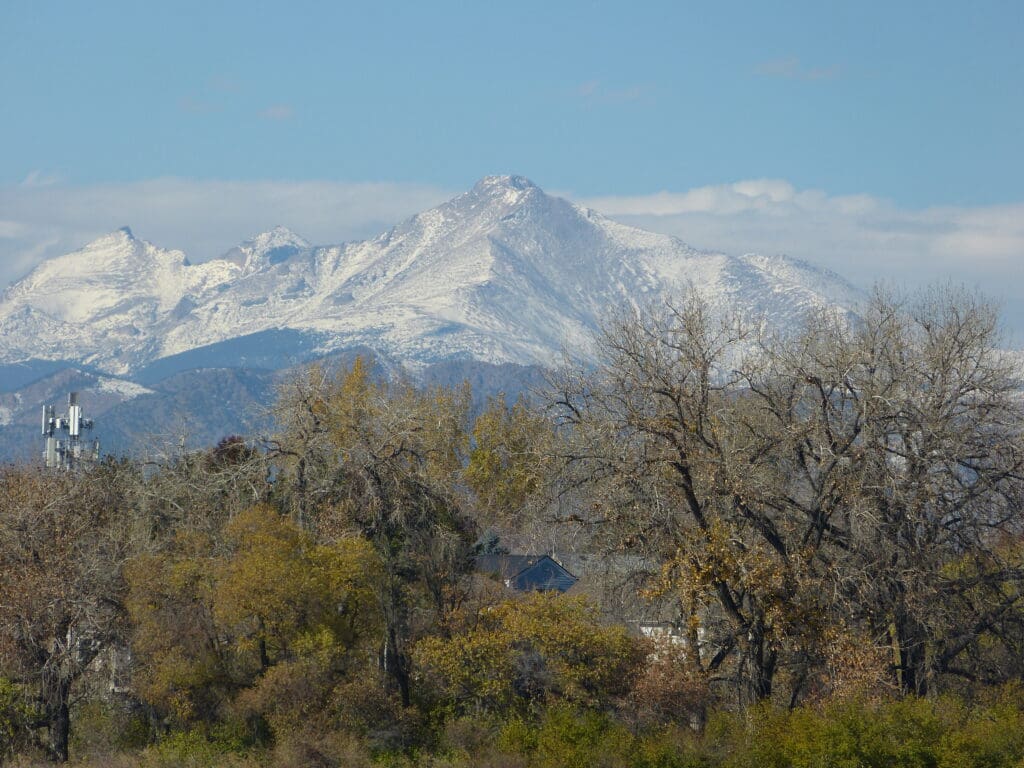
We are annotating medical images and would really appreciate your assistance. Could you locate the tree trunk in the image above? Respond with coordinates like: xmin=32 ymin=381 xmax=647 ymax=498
xmin=383 ymin=625 xmax=411 ymax=707
xmin=745 ymin=625 xmax=777 ymax=704
xmin=750 ymin=649 xmax=776 ymax=703
xmin=48 ymin=678 xmax=71 ymax=763
xmin=892 ymin=616 xmax=928 ymax=697
xmin=257 ymin=617 xmax=271 ymax=671
xmin=294 ymin=454 xmax=309 ymax=530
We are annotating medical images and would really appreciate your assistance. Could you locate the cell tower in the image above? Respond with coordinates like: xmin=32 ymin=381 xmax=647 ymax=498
xmin=41 ymin=392 xmax=100 ymax=470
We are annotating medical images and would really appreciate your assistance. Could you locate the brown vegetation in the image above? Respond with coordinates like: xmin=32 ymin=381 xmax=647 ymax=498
xmin=1 ymin=287 xmax=1022 ymax=765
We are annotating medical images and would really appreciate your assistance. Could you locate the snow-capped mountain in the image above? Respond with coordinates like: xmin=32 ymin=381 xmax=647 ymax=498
xmin=0 ymin=176 xmax=862 ymax=377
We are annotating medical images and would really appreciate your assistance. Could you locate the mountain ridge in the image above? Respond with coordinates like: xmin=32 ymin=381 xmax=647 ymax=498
xmin=0 ymin=175 xmax=863 ymax=377
xmin=0 ymin=174 xmax=871 ymax=460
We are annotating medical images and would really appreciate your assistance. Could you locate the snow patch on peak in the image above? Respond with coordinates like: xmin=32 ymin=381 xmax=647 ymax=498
xmin=740 ymin=252 xmax=862 ymax=308
xmin=79 ymin=227 xmax=140 ymax=252
xmin=474 ymin=175 xmax=537 ymax=192
xmin=232 ymin=226 xmax=310 ymax=271
xmin=465 ymin=175 xmax=541 ymax=209
xmin=244 ymin=225 xmax=309 ymax=251
xmin=94 ymin=376 xmax=154 ymax=398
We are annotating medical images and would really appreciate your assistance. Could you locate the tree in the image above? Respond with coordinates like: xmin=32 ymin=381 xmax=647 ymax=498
xmin=548 ymin=287 xmax=1024 ymax=704
xmin=548 ymin=294 xmax=822 ymax=704
xmin=414 ymin=592 xmax=642 ymax=716
xmin=0 ymin=462 xmax=139 ymax=762
xmin=126 ymin=504 xmax=379 ymax=734
xmin=465 ymin=394 xmax=557 ymax=526
xmin=124 ymin=527 xmax=230 ymax=729
xmin=133 ymin=432 xmax=271 ymax=539
xmin=268 ymin=364 xmax=337 ymax=531
xmin=214 ymin=505 xmax=380 ymax=675
xmin=791 ymin=288 xmax=1024 ymax=695
xmin=273 ymin=357 xmax=479 ymax=706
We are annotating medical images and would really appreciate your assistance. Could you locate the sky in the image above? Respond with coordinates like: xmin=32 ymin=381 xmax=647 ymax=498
xmin=2 ymin=1 xmax=1023 ymax=337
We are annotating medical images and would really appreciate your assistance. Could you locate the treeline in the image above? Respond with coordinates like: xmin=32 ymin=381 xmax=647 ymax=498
xmin=1 ymin=287 xmax=1024 ymax=766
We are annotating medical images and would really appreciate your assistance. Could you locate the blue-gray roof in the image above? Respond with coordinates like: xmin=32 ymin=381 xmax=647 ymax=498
xmin=476 ymin=554 xmax=578 ymax=593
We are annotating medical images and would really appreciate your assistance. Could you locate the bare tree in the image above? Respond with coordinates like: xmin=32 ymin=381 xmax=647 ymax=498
xmin=267 ymin=363 xmax=337 ymax=531
xmin=0 ymin=462 xmax=140 ymax=761
xmin=548 ymin=294 xmax=802 ymax=704
xmin=793 ymin=288 xmax=1024 ymax=694
xmin=549 ymin=287 xmax=1024 ymax=704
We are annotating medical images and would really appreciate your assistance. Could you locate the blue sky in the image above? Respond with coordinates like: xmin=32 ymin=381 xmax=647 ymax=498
xmin=3 ymin=0 xmax=1022 ymax=203
xmin=2 ymin=1 xmax=1023 ymax=335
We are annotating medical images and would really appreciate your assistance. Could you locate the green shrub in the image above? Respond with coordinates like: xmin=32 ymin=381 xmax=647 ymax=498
xmin=269 ymin=730 xmax=374 ymax=768
xmin=632 ymin=724 xmax=716 ymax=768
xmin=0 ymin=677 xmax=33 ymax=760
xmin=140 ymin=728 xmax=255 ymax=768
xmin=936 ymin=695 xmax=1024 ymax=768
xmin=497 ymin=705 xmax=634 ymax=768
xmin=707 ymin=695 xmax=1024 ymax=768
xmin=718 ymin=699 xmax=947 ymax=768
xmin=71 ymin=699 xmax=150 ymax=757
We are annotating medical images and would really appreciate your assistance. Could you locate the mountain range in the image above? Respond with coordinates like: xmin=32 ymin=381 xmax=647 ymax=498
xmin=0 ymin=175 xmax=863 ymax=459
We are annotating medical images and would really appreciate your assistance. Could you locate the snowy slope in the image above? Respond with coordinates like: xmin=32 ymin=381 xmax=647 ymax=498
xmin=0 ymin=227 xmax=241 ymax=374
xmin=0 ymin=177 xmax=863 ymax=375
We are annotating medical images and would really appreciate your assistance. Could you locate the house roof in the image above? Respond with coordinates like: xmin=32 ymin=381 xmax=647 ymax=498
xmin=476 ymin=554 xmax=578 ymax=593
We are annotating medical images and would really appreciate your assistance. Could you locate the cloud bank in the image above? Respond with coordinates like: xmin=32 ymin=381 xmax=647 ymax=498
xmin=1 ymin=177 xmax=1022 ymax=340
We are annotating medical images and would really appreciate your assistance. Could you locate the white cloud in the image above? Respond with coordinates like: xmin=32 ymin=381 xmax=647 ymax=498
xmin=577 ymin=182 xmax=1024 ymax=342
xmin=20 ymin=170 xmax=63 ymax=187
xmin=207 ymin=74 xmax=240 ymax=93
xmin=585 ymin=179 xmax=806 ymax=215
xmin=0 ymin=221 xmax=26 ymax=238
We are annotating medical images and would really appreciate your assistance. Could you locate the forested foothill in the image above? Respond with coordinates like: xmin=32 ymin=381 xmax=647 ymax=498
xmin=2 ymin=287 xmax=1024 ymax=767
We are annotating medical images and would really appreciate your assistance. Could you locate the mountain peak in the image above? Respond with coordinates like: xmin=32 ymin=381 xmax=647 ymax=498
xmin=454 ymin=175 xmax=543 ymax=215
xmin=234 ymin=226 xmax=309 ymax=270
xmin=473 ymin=175 xmax=538 ymax=192
xmin=243 ymin=225 xmax=308 ymax=250
xmin=84 ymin=226 xmax=138 ymax=249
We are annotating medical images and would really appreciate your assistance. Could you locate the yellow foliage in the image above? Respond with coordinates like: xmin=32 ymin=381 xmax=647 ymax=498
xmin=126 ymin=505 xmax=380 ymax=728
xmin=465 ymin=394 xmax=555 ymax=522
xmin=414 ymin=592 xmax=643 ymax=715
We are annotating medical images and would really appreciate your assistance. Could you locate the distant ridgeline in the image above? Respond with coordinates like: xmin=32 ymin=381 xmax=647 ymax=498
xmin=0 ymin=176 xmax=862 ymax=459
